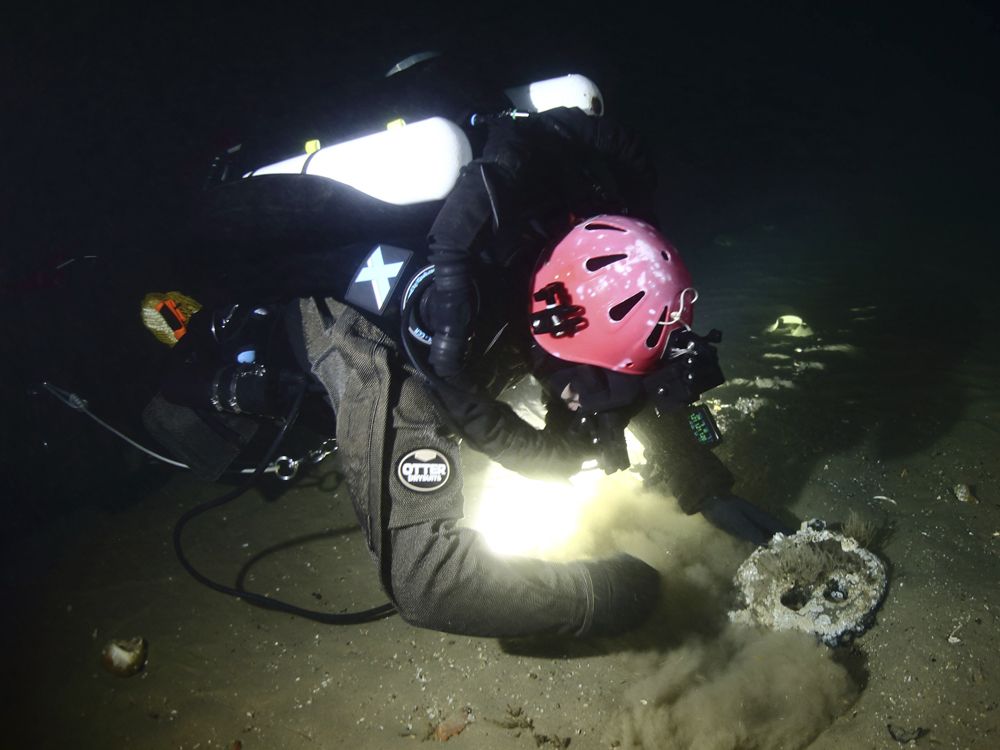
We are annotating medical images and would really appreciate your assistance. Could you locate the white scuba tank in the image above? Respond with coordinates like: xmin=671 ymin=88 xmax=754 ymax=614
xmin=504 ymin=74 xmax=604 ymax=116
xmin=243 ymin=74 xmax=603 ymax=206
xmin=245 ymin=117 xmax=473 ymax=206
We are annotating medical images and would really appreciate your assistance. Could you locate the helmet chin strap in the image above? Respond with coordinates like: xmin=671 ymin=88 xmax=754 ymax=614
xmin=660 ymin=286 xmax=698 ymax=360
xmin=662 ymin=287 xmax=699 ymax=359
xmin=671 ymin=287 xmax=699 ymax=325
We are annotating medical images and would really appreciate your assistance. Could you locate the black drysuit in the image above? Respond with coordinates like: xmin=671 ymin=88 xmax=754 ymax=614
xmin=292 ymin=107 xmax=735 ymax=637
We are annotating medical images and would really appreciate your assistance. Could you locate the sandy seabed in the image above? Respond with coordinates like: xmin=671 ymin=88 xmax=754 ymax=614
xmin=5 ymin=213 xmax=999 ymax=750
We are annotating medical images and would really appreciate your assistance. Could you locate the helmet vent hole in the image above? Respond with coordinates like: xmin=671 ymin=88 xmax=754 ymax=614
xmin=586 ymin=254 xmax=627 ymax=272
xmin=646 ymin=307 xmax=669 ymax=348
xmin=609 ymin=291 xmax=645 ymax=321
xmin=661 ymin=250 xmax=671 ymax=262
xmin=584 ymin=222 xmax=626 ymax=232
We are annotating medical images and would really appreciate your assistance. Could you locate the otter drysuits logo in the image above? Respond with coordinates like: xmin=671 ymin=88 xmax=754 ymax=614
xmin=397 ymin=449 xmax=451 ymax=492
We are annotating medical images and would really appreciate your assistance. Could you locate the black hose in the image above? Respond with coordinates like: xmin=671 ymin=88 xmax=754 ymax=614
xmin=399 ymin=284 xmax=452 ymax=390
xmin=172 ymin=379 xmax=396 ymax=624
xmin=399 ymin=281 xmax=494 ymax=399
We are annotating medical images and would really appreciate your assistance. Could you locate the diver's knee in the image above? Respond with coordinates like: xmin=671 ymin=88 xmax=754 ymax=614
xmin=387 ymin=543 xmax=452 ymax=630
xmin=390 ymin=589 xmax=432 ymax=629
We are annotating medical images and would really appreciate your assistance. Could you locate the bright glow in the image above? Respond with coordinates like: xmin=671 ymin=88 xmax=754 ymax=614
xmin=467 ymin=465 xmax=604 ymax=557
xmin=464 ymin=430 xmax=646 ymax=557
xmin=765 ymin=314 xmax=814 ymax=337
xmin=249 ymin=117 xmax=472 ymax=205
xmin=249 ymin=153 xmax=307 ymax=176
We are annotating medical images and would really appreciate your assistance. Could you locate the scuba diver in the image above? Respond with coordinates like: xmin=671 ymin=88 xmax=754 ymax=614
xmin=145 ymin=52 xmax=791 ymax=637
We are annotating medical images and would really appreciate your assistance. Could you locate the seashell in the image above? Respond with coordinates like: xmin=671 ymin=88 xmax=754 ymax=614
xmin=101 ymin=637 xmax=148 ymax=677
xmin=953 ymin=484 xmax=978 ymax=503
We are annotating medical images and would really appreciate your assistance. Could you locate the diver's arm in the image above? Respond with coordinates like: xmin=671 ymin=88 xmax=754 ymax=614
xmin=628 ymin=407 xmax=793 ymax=544
xmin=428 ymin=383 xmax=594 ymax=480
xmin=536 ymin=106 xmax=658 ymax=221
xmin=628 ymin=406 xmax=736 ymax=513
xmin=426 ymin=120 xmax=528 ymax=377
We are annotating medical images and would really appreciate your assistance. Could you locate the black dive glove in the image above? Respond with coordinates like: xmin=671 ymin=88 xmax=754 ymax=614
xmin=699 ymin=494 xmax=794 ymax=546
xmin=576 ymin=410 xmax=631 ymax=475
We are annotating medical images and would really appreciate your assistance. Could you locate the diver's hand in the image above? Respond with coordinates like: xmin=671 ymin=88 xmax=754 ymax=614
xmin=699 ymin=494 xmax=794 ymax=546
xmin=595 ymin=411 xmax=630 ymax=474
xmin=567 ymin=410 xmax=631 ymax=474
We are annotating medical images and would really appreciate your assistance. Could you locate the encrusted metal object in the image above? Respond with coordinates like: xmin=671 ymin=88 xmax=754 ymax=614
xmin=729 ymin=520 xmax=888 ymax=645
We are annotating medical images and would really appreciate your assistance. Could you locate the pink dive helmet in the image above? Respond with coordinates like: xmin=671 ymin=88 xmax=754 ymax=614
xmin=529 ymin=215 xmax=695 ymax=374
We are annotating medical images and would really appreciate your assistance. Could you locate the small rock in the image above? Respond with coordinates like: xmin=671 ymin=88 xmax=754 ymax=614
xmin=953 ymin=484 xmax=978 ymax=503
xmin=431 ymin=707 xmax=472 ymax=741
xmin=887 ymin=724 xmax=929 ymax=743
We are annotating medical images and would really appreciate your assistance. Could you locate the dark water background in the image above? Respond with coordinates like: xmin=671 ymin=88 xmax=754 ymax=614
xmin=2 ymin=2 xmax=998 ymax=576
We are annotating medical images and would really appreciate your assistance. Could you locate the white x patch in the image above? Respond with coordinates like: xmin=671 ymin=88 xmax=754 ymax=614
xmin=354 ymin=246 xmax=405 ymax=310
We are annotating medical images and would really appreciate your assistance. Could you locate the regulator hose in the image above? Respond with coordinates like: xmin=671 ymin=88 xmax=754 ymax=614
xmin=172 ymin=377 xmax=396 ymax=624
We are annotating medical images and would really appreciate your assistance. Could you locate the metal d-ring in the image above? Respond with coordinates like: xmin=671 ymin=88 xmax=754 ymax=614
xmin=273 ymin=456 xmax=301 ymax=481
